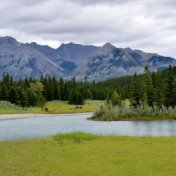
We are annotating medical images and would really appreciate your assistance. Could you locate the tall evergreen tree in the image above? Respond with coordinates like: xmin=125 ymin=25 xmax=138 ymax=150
xmin=153 ymin=69 xmax=164 ymax=108
xmin=165 ymin=66 xmax=176 ymax=107
xmin=0 ymin=85 xmax=8 ymax=100
xmin=111 ymin=91 xmax=122 ymax=106
xmin=143 ymin=66 xmax=154 ymax=107
xmin=131 ymin=73 xmax=141 ymax=107
xmin=8 ymin=86 xmax=19 ymax=105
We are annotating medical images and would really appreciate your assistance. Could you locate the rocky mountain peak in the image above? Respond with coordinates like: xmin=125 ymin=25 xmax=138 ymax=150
xmin=30 ymin=42 xmax=38 ymax=46
xmin=55 ymin=42 xmax=99 ymax=63
xmin=0 ymin=36 xmax=18 ymax=46
xmin=124 ymin=47 xmax=133 ymax=53
xmin=103 ymin=42 xmax=115 ymax=49
xmin=0 ymin=36 xmax=175 ymax=81
xmin=96 ymin=42 xmax=116 ymax=56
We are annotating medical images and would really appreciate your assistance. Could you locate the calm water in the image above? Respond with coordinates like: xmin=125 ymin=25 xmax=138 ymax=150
xmin=1 ymin=113 xmax=176 ymax=141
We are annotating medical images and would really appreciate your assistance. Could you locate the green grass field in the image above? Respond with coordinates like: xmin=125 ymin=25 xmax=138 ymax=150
xmin=45 ymin=100 xmax=103 ymax=114
xmin=0 ymin=132 xmax=175 ymax=176
xmin=0 ymin=100 xmax=103 ymax=114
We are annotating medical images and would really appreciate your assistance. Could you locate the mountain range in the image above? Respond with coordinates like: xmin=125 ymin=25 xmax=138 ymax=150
xmin=0 ymin=36 xmax=175 ymax=81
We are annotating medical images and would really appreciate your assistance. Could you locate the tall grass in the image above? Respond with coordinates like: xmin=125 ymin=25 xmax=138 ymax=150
xmin=0 ymin=100 xmax=104 ymax=114
xmin=91 ymin=104 xmax=176 ymax=121
xmin=0 ymin=101 xmax=22 ymax=109
xmin=54 ymin=132 xmax=97 ymax=144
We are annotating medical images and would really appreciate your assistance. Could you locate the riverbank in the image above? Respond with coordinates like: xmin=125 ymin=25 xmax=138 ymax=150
xmin=91 ymin=105 xmax=176 ymax=121
xmin=0 ymin=100 xmax=103 ymax=115
xmin=0 ymin=112 xmax=93 ymax=121
xmin=0 ymin=132 xmax=176 ymax=176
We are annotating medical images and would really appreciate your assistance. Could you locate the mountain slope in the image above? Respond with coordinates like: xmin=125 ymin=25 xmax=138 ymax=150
xmin=72 ymin=44 xmax=176 ymax=81
xmin=29 ymin=42 xmax=77 ymax=73
xmin=0 ymin=36 xmax=175 ymax=81
xmin=53 ymin=42 xmax=99 ymax=64
xmin=0 ymin=37 xmax=65 ymax=80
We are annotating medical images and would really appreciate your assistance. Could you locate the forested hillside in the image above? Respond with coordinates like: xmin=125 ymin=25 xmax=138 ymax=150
xmin=0 ymin=74 xmax=111 ymax=107
xmin=91 ymin=66 xmax=176 ymax=121
xmin=0 ymin=66 xmax=176 ymax=108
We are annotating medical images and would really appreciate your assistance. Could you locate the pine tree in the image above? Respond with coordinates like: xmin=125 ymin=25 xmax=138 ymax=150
xmin=20 ymin=90 xmax=29 ymax=107
xmin=27 ymin=90 xmax=38 ymax=107
xmin=143 ymin=66 xmax=154 ymax=107
xmin=0 ymin=85 xmax=8 ymax=100
xmin=131 ymin=73 xmax=141 ymax=107
xmin=165 ymin=66 xmax=175 ymax=107
xmin=37 ymin=94 xmax=46 ymax=110
xmin=68 ymin=89 xmax=84 ymax=105
xmin=153 ymin=69 xmax=164 ymax=108
xmin=8 ymin=86 xmax=19 ymax=105
xmin=142 ymin=92 xmax=148 ymax=109
xmin=59 ymin=78 xmax=65 ymax=100
xmin=111 ymin=91 xmax=122 ymax=106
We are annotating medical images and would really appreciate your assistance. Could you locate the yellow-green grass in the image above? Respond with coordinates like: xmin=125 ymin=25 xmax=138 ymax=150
xmin=0 ymin=100 xmax=104 ymax=114
xmin=0 ymin=132 xmax=176 ymax=176
xmin=0 ymin=107 xmax=42 ymax=114
xmin=45 ymin=100 xmax=103 ymax=114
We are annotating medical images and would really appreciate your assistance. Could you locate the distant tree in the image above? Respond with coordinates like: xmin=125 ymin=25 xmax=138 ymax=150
xmin=59 ymin=78 xmax=65 ymax=100
xmin=19 ymin=89 xmax=29 ymax=107
xmin=27 ymin=90 xmax=38 ymax=106
xmin=37 ymin=94 xmax=46 ymax=110
xmin=29 ymin=81 xmax=44 ymax=95
xmin=111 ymin=91 xmax=122 ymax=106
xmin=0 ymin=85 xmax=8 ymax=100
xmin=153 ymin=69 xmax=164 ymax=108
xmin=143 ymin=66 xmax=154 ymax=107
xmin=8 ymin=86 xmax=19 ymax=105
xmin=131 ymin=73 xmax=141 ymax=107
xmin=29 ymin=81 xmax=46 ymax=109
xmin=165 ymin=66 xmax=176 ymax=107
xmin=142 ymin=93 xmax=148 ymax=109
xmin=68 ymin=89 xmax=84 ymax=105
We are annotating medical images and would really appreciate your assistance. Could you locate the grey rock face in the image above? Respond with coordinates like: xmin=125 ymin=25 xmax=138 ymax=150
xmin=53 ymin=42 xmax=99 ymax=64
xmin=71 ymin=45 xmax=176 ymax=81
xmin=0 ymin=36 xmax=175 ymax=81
xmin=0 ymin=37 xmax=65 ymax=80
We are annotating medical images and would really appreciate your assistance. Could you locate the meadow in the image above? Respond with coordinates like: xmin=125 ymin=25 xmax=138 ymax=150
xmin=0 ymin=132 xmax=176 ymax=176
xmin=0 ymin=100 xmax=103 ymax=114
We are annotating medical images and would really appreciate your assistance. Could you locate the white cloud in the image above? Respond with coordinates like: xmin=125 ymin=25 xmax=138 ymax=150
xmin=0 ymin=0 xmax=175 ymax=57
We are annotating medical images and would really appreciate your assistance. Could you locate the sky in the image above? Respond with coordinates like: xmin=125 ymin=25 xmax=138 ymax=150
xmin=0 ymin=0 xmax=176 ymax=57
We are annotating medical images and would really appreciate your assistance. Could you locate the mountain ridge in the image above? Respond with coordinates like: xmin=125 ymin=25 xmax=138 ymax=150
xmin=0 ymin=36 xmax=175 ymax=81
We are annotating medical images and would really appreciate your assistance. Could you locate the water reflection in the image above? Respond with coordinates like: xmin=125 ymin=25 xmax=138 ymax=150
xmin=131 ymin=120 xmax=176 ymax=136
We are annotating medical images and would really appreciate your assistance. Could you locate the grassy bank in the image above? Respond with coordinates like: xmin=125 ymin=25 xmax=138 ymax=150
xmin=0 ymin=100 xmax=103 ymax=114
xmin=91 ymin=104 xmax=176 ymax=121
xmin=0 ymin=132 xmax=176 ymax=176
xmin=45 ymin=100 xmax=103 ymax=114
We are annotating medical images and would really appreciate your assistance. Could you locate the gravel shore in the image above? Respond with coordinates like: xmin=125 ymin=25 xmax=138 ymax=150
xmin=0 ymin=113 xmax=93 ymax=121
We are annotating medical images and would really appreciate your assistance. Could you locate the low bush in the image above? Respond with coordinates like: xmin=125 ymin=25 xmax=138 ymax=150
xmin=0 ymin=101 xmax=21 ymax=109
xmin=90 ymin=104 xmax=176 ymax=121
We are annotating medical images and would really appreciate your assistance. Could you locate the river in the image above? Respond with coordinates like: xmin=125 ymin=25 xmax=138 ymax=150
xmin=0 ymin=113 xmax=176 ymax=141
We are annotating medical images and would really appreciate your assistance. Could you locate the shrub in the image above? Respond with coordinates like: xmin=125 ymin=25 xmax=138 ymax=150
xmin=91 ymin=104 xmax=176 ymax=121
xmin=0 ymin=101 xmax=21 ymax=109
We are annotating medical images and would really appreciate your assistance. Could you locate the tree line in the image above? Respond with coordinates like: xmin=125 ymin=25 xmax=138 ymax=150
xmin=0 ymin=66 xmax=175 ymax=108
xmin=0 ymin=75 xmax=113 ymax=107
xmin=131 ymin=66 xmax=176 ymax=108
